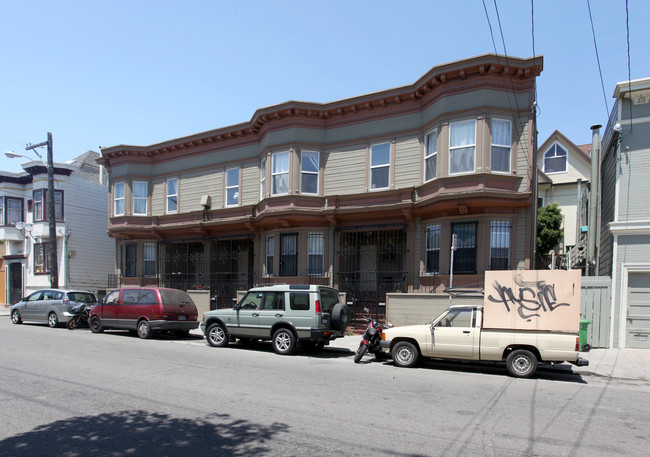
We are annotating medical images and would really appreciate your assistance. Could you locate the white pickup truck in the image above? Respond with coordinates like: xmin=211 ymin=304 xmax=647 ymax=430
xmin=379 ymin=304 xmax=589 ymax=377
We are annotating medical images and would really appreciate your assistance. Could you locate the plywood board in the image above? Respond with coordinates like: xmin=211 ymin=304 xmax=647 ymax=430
xmin=483 ymin=270 xmax=581 ymax=332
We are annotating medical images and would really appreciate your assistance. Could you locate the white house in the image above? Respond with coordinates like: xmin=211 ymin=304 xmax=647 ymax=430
xmin=1 ymin=151 xmax=114 ymax=305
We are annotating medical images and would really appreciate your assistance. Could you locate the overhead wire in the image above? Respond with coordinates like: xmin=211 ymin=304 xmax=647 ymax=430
xmin=625 ymin=0 xmax=632 ymax=131
xmin=586 ymin=0 xmax=610 ymax=120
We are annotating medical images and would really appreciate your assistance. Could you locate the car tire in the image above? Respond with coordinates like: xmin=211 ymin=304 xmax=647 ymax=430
xmin=330 ymin=302 xmax=349 ymax=331
xmin=90 ymin=316 xmax=104 ymax=333
xmin=506 ymin=349 xmax=538 ymax=378
xmin=48 ymin=312 xmax=59 ymax=328
xmin=354 ymin=343 xmax=368 ymax=363
xmin=392 ymin=341 xmax=419 ymax=368
xmin=136 ymin=320 xmax=152 ymax=339
xmin=67 ymin=318 xmax=78 ymax=330
xmin=206 ymin=323 xmax=229 ymax=347
xmin=11 ymin=310 xmax=22 ymax=325
xmin=272 ymin=328 xmax=296 ymax=355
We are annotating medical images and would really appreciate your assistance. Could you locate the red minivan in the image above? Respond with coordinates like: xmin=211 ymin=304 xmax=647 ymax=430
xmin=89 ymin=287 xmax=199 ymax=339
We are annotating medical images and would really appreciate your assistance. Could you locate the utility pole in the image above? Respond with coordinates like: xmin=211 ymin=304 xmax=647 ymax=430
xmin=26 ymin=132 xmax=58 ymax=288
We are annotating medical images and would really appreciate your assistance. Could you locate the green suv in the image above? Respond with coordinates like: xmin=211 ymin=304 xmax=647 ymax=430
xmin=200 ymin=284 xmax=348 ymax=355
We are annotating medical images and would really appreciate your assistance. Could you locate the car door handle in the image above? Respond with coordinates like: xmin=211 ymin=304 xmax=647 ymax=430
xmin=275 ymin=313 xmax=283 ymax=318
xmin=463 ymin=330 xmax=471 ymax=334
xmin=252 ymin=313 xmax=259 ymax=317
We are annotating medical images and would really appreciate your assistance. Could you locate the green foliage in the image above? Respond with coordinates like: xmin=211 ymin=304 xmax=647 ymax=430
xmin=537 ymin=203 xmax=564 ymax=256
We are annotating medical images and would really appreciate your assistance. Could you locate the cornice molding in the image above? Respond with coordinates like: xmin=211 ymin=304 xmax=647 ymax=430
xmin=609 ymin=220 xmax=650 ymax=235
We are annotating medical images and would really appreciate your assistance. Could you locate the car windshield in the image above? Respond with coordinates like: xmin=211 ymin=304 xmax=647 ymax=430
xmin=67 ymin=292 xmax=96 ymax=303
xmin=319 ymin=288 xmax=341 ymax=313
xmin=160 ymin=289 xmax=194 ymax=306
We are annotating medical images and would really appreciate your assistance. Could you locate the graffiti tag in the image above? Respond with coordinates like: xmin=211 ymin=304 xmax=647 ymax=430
xmin=487 ymin=278 xmax=571 ymax=321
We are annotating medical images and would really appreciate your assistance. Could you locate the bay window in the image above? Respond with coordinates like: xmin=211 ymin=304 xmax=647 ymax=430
xmin=491 ymin=119 xmax=511 ymax=173
xmin=424 ymin=129 xmax=438 ymax=182
xmin=6 ymin=198 xmax=23 ymax=225
xmin=449 ymin=119 xmax=476 ymax=174
xmin=272 ymin=151 xmax=289 ymax=195
xmin=301 ymin=151 xmax=319 ymax=194
xmin=132 ymin=181 xmax=148 ymax=215
xmin=114 ymin=182 xmax=125 ymax=216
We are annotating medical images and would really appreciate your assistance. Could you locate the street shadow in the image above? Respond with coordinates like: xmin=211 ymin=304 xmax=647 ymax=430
xmin=202 ymin=339 xmax=354 ymax=359
xmin=368 ymin=358 xmax=588 ymax=383
xmin=98 ymin=329 xmax=205 ymax=341
xmin=0 ymin=410 xmax=289 ymax=457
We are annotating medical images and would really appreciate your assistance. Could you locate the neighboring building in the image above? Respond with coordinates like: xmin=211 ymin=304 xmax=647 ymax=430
xmin=0 ymin=151 xmax=114 ymax=304
xmin=536 ymin=130 xmax=591 ymax=268
xmin=599 ymin=77 xmax=650 ymax=349
xmin=98 ymin=53 xmax=542 ymax=316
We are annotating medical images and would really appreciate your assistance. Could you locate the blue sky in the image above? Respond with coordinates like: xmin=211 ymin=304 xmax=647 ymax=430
xmin=1 ymin=0 xmax=646 ymax=172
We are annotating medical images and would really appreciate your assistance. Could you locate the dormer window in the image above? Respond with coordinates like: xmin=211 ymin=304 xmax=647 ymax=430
xmin=544 ymin=143 xmax=568 ymax=174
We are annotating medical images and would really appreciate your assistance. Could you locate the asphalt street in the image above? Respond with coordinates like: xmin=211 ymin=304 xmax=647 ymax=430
xmin=0 ymin=317 xmax=649 ymax=457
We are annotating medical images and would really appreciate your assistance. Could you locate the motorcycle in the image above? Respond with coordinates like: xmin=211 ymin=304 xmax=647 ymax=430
xmin=67 ymin=302 xmax=91 ymax=330
xmin=354 ymin=307 xmax=392 ymax=363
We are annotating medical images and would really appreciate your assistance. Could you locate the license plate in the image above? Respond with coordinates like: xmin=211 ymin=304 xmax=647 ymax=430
xmin=178 ymin=315 xmax=186 ymax=320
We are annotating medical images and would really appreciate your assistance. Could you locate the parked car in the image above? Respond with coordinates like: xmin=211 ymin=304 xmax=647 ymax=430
xmin=201 ymin=284 xmax=348 ymax=355
xmin=10 ymin=289 xmax=97 ymax=328
xmin=88 ymin=287 xmax=199 ymax=339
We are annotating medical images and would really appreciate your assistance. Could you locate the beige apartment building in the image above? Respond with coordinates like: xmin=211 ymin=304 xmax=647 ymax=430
xmin=98 ymin=53 xmax=542 ymax=316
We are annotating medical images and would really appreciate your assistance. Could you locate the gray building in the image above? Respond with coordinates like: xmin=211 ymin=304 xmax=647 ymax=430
xmin=600 ymin=77 xmax=650 ymax=349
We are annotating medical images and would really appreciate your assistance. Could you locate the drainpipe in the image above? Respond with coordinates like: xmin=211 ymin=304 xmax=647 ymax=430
xmin=587 ymin=125 xmax=601 ymax=276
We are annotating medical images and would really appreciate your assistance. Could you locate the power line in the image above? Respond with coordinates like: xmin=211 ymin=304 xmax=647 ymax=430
xmin=626 ymin=0 xmax=633 ymax=131
xmin=586 ymin=0 xmax=610 ymax=119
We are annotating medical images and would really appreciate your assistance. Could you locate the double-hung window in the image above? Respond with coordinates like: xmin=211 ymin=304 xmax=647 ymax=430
xmin=307 ymin=232 xmax=324 ymax=276
xmin=490 ymin=221 xmax=511 ymax=270
xmin=265 ymin=236 xmax=274 ymax=276
xmin=272 ymin=151 xmax=289 ymax=195
xmin=425 ymin=224 xmax=440 ymax=273
xmin=132 ymin=181 xmax=148 ymax=215
xmin=34 ymin=243 xmax=50 ymax=274
xmin=449 ymin=119 xmax=476 ymax=174
xmin=301 ymin=151 xmax=319 ymax=194
xmin=370 ymin=142 xmax=390 ymax=190
xmin=53 ymin=191 xmax=63 ymax=221
xmin=260 ymin=157 xmax=266 ymax=199
xmin=491 ymin=119 xmax=512 ymax=173
xmin=166 ymin=178 xmax=178 ymax=213
xmin=424 ymin=129 xmax=438 ymax=182
xmin=6 ymin=198 xmax=23 ymax=225
xmin=544 ymin=143 xmax=567 ymax=173
xmin=225 ymin=168 xmax=239 ymax=206
xmin=114 ymin=182 xmax=125 ymax=216
xmin=33 ymin=190 xmax=44 ymax=221
xmin=34 ymin=190 xmax=64 ymax=221
xmin=0 ymin=198 xmax=3 ymax=225
xmin=143 ymin=242 xmax=157 ymax=277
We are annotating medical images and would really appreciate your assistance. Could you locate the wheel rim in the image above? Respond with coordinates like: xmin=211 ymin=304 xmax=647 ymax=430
xmin=209 ymin=326 xmax=225 ymax=344
xmin=395 ymin=345 xmax=415 ymax=365
xmin=138 ymin=322 xmax=150 ymax=337
xmin=91 ymin=318 xmax=100 ymax=331
xmin=48 ymin=314 xmax=57 ymax=327
xmin=275 ymin=332 xmax=291 ymax=351
xmin=512 ymin=354 xmax=532 ymax=375
xmin=11 ymin=311 xmax=19 ymax=324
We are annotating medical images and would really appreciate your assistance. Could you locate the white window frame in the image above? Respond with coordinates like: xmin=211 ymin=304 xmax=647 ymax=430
xmin=543 ymin=142 xmax=568 ymax=174
xmin=166 ymin=178 xmax=178 ymax=214
xmin=300 ymin=150 xmax=320 ymax=195
xmin=132 ymin=181 xmax=148 ymax=216
xmin=225 ymin=167 xmax=240 ymax=207
xmin=260 ymin=157 xmax=266 ymax=200
xmin=114 ymin=182 xmax=125 ymax=216
xmin=424 ymin=129 xmax=438 ymax=183
xmin=370 ymin=142 xmax=391 ymax=190
xmin=272 ymin=151 xmax=290 ymax=196
xmin=490 ymin=118 xmax=512 ymax=173
xmin=449 ymin=119 xmax=476 ymax=175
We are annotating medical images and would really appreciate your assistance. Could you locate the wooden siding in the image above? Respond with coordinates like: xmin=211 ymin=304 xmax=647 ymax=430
xmin=617 ymin=143 xmax=650 ymax=221
xmin=394 ymin=136 xmax=421 ymax=189
xmin=179 ymin=170 xmax=221 ymax=212
xmin=599 ymin=144 xmax=617 ymax=276
xmin=515 ymin=208 xmax=527 ymax=269
xmin=241 ymin=160 xmax=261 ymax=206
xmin=65 ymin=173 xmax=115 ymax=293
xmin=323 ymin=146 xmax=367 ymax=195
xmin=514 ymin=119 xmax=531 ymax=193
xmin=151 ymin=177 xmax=164 ymax=215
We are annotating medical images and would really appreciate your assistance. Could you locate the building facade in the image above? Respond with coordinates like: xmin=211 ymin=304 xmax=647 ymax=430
xmin=536 ymin=130 xmax=591 ymax=269
xmin=0 ymin=151 xmax=114 ymax=304
xmin=599 ymin=77 xmax=650 ymax=349
xmin=99 ymin=54 xmax=542 ymax=317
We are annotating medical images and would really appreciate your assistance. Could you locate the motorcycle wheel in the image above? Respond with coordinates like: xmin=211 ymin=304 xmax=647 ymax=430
xmin=67 ymin=318 xmax=78 ymax=330
xmin=354 ymin=344 xmax=368 ymax=363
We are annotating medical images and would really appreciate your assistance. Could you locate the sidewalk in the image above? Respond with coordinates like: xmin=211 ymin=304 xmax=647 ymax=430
xmin=2 ymin=305 xmax=647 ymax=381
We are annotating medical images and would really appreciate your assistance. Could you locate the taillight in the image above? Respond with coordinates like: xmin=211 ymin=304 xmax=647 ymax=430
xmin=62 ymin=299 xmax=70 ymax=305
xmin=315 ymin=299 xmax=321 ymax=315
xmin=575 ymin=337 xmax=580 ymax=352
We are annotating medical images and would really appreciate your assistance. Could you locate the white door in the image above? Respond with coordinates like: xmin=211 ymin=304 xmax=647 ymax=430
xmin=626 ymin=272 xmax=650 ymax=349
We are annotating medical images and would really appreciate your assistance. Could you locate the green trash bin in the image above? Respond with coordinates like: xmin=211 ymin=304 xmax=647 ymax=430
xmin=579 ymin=319 xmax=592 ymax=352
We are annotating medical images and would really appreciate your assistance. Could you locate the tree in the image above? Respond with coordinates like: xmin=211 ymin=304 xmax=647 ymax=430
xmin=536 ymin=203 xmax=563 ymax=267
